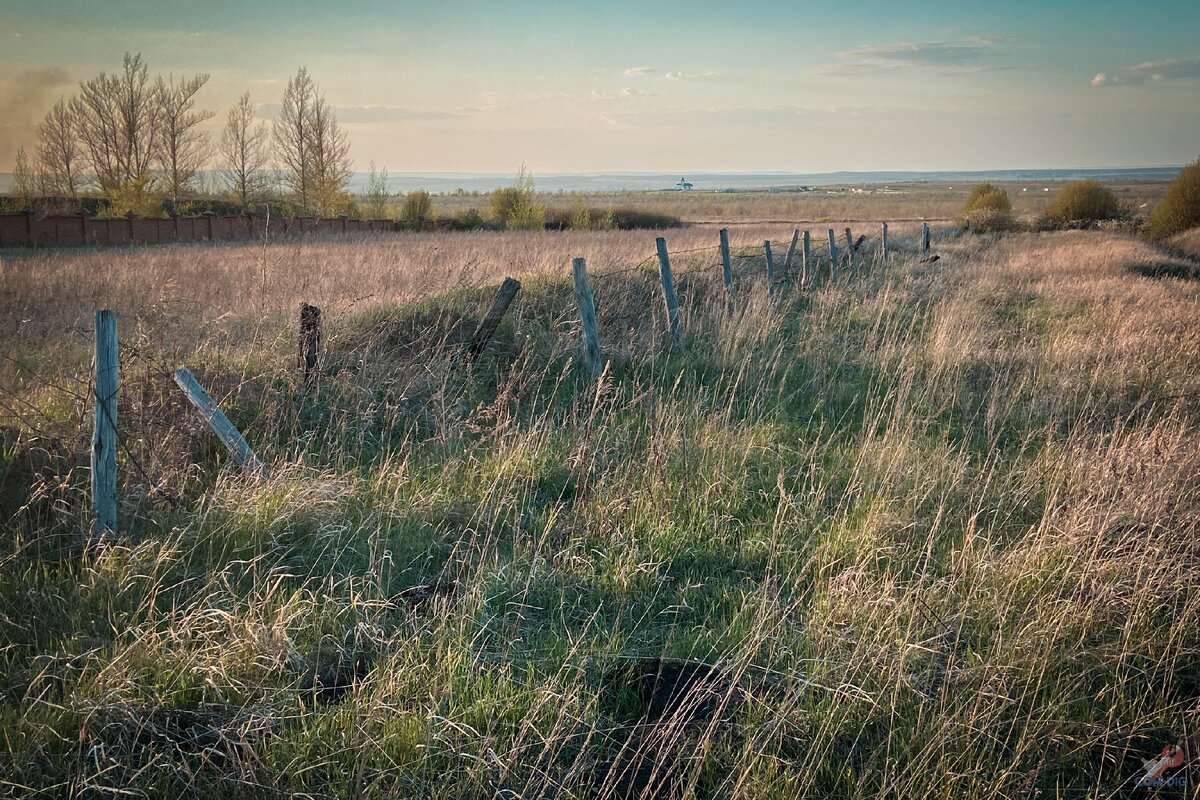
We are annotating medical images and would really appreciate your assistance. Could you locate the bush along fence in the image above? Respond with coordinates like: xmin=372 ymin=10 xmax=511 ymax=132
xmin=0 ymin=211 xmax=395 ymax=247
xmin=82 ymin=221 xmax=938 ymax=535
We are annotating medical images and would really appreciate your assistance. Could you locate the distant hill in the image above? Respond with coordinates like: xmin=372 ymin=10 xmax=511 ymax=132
xmin=0 ymin=166 xmax=1182 ymax=195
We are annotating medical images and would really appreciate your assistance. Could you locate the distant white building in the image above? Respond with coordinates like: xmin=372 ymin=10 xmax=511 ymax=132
xmin=676 ymin=177 xmax=694 ymax=190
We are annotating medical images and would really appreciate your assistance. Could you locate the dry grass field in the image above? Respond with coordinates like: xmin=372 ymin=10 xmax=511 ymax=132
xmin=434 ymin=181 xmax=1170 ymax=224
xmin=1 ymin=220 xmax=1199 ymax=798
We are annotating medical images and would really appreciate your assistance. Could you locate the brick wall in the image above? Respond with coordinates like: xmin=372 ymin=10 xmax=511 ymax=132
xmin=0 ymin=212 xmax=396 ymax=248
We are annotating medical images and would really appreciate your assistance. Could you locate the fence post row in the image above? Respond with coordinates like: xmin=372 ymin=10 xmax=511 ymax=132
xmin=922 ymin=222 xmax=930 ymax=252
xmin=655 ymin=237 xmax=684 ymax=351
xmin=91 ymin=309 xmax=118 ymax=540
xmin=571 ymin=257 xmax=602 ymax=377
xmin=466 ymin=276 xmax=521 ymax=360
xmin=173 ymin=367 xmax=267 ymax=476
xmin=762 ymin=240 xmax=776 ymax=298
xmin=881 ymin=222 xmax=889 ymax=263
xmin=828 ymin=229 xmax=839 ymax=282
xmin=719 ymin=228 xmax=735 ymax=315
xmin=298 ymin=303 xmax=322 ymax=382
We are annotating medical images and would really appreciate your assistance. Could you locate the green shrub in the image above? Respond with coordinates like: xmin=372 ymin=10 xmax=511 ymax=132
xmin=105 ymin=174 xmax=165 ymax=217
xmin=961 ymin=183 xmax=1013 ymax=231
xmin=401 ymin=190 xmax=432 ymax=225
xmin=1148 ymin=158 xmax=1200 ymax=240
xmin=456 ymin=207 xmax=486 ymax=230
xmin=568 ymin=197 xmax=592 ymax=230
xmin=1044 ymin=180 xmax=1121 ymax=226
xmin=596 ymin=206 xmax=616 ymax=231
xmin=490 ymin=166 xmax=545 ymax=231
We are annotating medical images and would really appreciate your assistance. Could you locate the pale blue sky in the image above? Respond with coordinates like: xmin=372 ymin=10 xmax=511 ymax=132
xmin=1 ymin=0 xmax=1197 ymax=172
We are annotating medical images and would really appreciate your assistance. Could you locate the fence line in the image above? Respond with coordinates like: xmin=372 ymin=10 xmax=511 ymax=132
xmin=69 ymin=221 xmax=939 ymax=533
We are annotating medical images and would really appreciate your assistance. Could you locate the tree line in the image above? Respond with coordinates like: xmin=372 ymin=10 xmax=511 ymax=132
xmin=9 ymin=53 xmax=355 ymax=217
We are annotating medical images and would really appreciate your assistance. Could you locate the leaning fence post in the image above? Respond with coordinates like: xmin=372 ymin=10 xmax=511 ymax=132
xmin=828 ymin=228 xmax=839 ymax=282
xmin=922 ymin=222 xmax=930 ymax=252
xmin=91 ymin=309 xmax=118 ymax=539
xmin=298 ymin=303 xmax=322 ymax=382
xmin=173 ymin=367 xmax=267 ymax=476
xmin=466 ymin=276 xmax=521 ymax=360
xmin=571 ymin=258 xmax=602 ymax=377
xmin=802 ymin=230 xmax=811 ymax=285
xmin=762 ymin=240 xmax=776 ymax=298
xmin=844 ymin=227 xmax=855 ymax=273
xmin=655 ymin=237 xmax=684 ymax=351
xmin=881 ymin=222 xmax=889 ymax=263
xmin=719 ymin=228 xmax=735 ymax=315
xmin=783 ymin=228 xmax=800 ymax=274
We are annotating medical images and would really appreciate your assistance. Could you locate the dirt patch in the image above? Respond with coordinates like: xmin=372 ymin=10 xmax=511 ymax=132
xmin=590 ymin=658 xmax=744 ymax=798
xmin=77 ymin=703 xmax=275 ymax=788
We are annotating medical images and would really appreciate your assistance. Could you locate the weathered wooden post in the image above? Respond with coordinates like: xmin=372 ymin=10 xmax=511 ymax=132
xmin=881 ymin=222 xmax=889 ymax=263
xmin=466 ymin=276 xmax=521 ymax=360
xmin=802 ymin=230 xmax=811 ymax=285
xmin=571 ymin=257 xmax=602 ymax=377
xmin=844 ymin=227 xmax=855 ymax=273
xmin=298 ymin=303 xmax=322 ymax=382
xmin=173 ymin=367 xmax=267 ymax=476
xmin=719 ymin=228 xmax=735 ymax=315
xmin=783 ymin=228 xmax=800 ymax=274
xmin=91 ymin=309 xmax=118 ymax=539
xmin=828 ymin=228 xmax=839 ymax=282
xmin=655 ymin=237 xmax=683 ymax=351
xmin=762 ymin=240 xmax=776 ymax=298
xmin=922 ymin=222 xmax=931 ymax=252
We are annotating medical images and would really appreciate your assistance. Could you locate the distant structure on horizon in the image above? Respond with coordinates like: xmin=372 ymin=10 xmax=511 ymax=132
xmin=675 ymin=177 xmax=694 ymax=191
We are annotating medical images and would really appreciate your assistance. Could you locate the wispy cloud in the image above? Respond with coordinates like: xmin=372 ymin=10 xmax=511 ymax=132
xmin=817 ymin=36 xmax=1008 ymax=76
xmin=624 ymin=67 xmax=717 ymax=80
xmin=255 ymin=103 xmax=476 ymax=122
xmin=590 ymin=87 xmax=657 ymax=101
xmin=1092 ymin=57 xmax=1200 ymax=87
xmin=609 ymin=105 xmax=812 ymax=128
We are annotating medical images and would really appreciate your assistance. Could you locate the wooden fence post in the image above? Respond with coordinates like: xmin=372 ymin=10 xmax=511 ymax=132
xmin=719 ymin=228 xmax=735 ymax=315
xmin=91 ymin=309 xmax=118 ymax=539
xmin=844 ymin=227 xmax=855 ymax=273
xmin=802 ymin=230 xmax=811 ymax=286
xmin=571 ymin=258 xmax=602 ymax=377
xmin=783 ymin=228 xmax=800 ymax=274
xmin=466 ymin=276 xmax=521 ymax=359
xmin=763 ymin=240 xmax=776 ymax=298
xmin=655 ymin=237 xmax=684 ymax=351
xmin=922 ymin=222 xmax=930 ymax=252
xmin=298 ymin=303 xmax=322 ymax=381
xmin=828 ymin=228 xmax=839 ymax=282
xmin=881 ymin=222 xmax=889 ymax=263
xmin=173 ymin=367 xmax=267 ymax=475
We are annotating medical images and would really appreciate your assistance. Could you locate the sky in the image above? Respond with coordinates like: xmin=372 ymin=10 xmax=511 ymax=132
xmin=1 ymin=0 xmax=1198 ymax=175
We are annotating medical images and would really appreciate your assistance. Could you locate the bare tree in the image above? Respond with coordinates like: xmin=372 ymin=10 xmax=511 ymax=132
xmin=11 ymin=147 xmax=37 ymax=207
xmin=364 ymin=161 xmax=392 ymax=219
xmin=274 ymin=67 xmax=352 ymax=215
xmin=219 ymin=92 xmax=271 ymax=207
xmin=306 ymin=92 xmax=352 ymax=215
xmin=37 ymin=99 xmax=83 ymax=199
xmin=274 ymin=67 xmax=315 ymax=212
xmin=156 ymin=72 xmax=214 ymax=207
xmin=74 ymin=53 xmax=161 ymax=196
